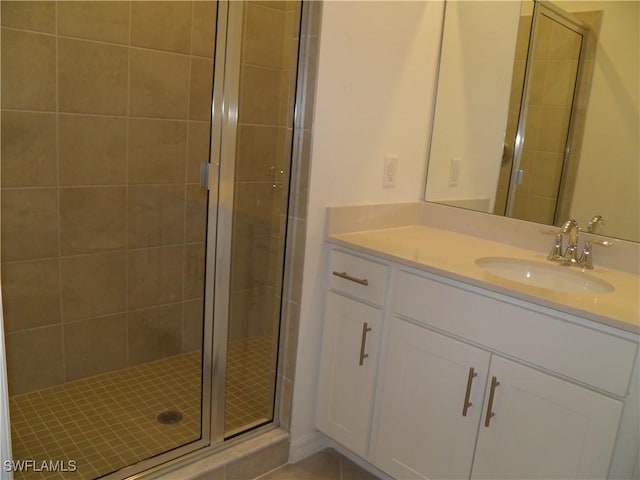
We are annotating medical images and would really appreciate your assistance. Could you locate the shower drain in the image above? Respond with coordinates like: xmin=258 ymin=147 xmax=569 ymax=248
xmin=157 ymin=410 xmax=183 ymax=425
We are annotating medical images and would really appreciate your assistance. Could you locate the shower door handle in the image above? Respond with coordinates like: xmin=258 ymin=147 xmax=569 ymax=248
xmin=200 ymin=163 xmax=210 ymax=189
xmin=200 ymin=162 xmax=218 ymax=190
xmin=514 ymin=169 xmax=524 ymax=185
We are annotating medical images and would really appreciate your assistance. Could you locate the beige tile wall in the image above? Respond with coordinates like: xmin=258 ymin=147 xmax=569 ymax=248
xmin=1 ymin=0 xmax=217 ymax=395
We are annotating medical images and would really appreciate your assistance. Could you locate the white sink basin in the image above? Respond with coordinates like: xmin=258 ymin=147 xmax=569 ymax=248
xmin=475 ymin=257 xmax=615 ymax=294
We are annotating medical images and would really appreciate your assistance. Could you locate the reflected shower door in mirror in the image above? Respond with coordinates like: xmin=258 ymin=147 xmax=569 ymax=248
xmin=496 ymin=3 xmax=586 ymax=225
xmin=424 ymin=0 xmax=639 ymax=242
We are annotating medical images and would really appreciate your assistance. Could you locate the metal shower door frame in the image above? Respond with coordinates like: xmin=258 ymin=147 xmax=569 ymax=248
xmin=206 ymin=0 xmax=244 ymax=445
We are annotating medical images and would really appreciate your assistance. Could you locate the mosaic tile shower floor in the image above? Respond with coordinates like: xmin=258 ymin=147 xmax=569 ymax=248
xmin=9 ymin=335 xmax=274 ymax=480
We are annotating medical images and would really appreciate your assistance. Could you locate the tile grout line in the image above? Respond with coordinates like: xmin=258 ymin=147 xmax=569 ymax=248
xmin=0 ymin=106 xmax=285 ymax=130
xmin=1 ymin=242 xmax=206 ymax=267
xmin=124 ymin=0 xmax=133 ymax=370
xmin=3 ymin=298 xmax=205 ymax=337
xmin=0 ymin=106 xmax=212 ymax=124
xmin=181 ymin=0 xmax=196 ymax=354
xmin=0 ymin=25 xmax=215 ymax=62
xmin=53 ymin=0 xmax=67 ymax=387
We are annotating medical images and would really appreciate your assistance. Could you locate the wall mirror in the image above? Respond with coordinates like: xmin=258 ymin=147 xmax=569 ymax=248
xmin=424 ymin=0 xmax=639 ymax=242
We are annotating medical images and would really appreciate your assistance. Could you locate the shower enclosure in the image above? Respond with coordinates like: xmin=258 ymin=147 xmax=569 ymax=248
xmin=0 ymin=1 xmax=302 ymax=478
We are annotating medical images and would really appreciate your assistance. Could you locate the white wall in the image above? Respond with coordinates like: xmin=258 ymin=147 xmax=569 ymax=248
xmin=290 ymin=0 xmax=445 ymax=455
xmin=424 ymin=1 xmax=521 ymax=211
xmin=559 ymin=1 xmax=639 ymax=241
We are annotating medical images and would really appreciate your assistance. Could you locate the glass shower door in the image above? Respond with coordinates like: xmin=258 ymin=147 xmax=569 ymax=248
xmin=1 ymin=1 xmax=216 ymax=478
xmin=224 ymin=0 xmax=301 ymax=437
xmin=206 ymin=0 xmax=302 ymax=439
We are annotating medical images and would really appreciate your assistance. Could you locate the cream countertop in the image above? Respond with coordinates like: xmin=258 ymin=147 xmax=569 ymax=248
xmin=328 ymin=225 xmax=640 ymax=334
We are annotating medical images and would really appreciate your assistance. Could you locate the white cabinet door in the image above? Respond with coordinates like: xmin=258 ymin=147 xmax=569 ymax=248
xmin=472 ymin=356 xmax=624 ymax=479
xmin=316 ymin=292 xmax=383 ymax=456
xmin=373 ymin=318 xmax=491 ymax=479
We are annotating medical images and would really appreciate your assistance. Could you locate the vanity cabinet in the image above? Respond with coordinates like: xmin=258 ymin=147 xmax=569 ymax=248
xmin=373 ymin=318 xmax=490 ymax=479
xmin=316 ymin=246 xmax=639 ymax=479
xmin=316 ymin=250 xmax=388 ymax=457
xmin=374 ymin=315 xmax=623 ymax=479
xmin=372 ymin=269 xmax=633 ymax=479
xmin=471 ymin=355 xmax=623 ymax=479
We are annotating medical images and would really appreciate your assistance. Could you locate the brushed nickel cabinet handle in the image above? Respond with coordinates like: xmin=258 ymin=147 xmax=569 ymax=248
xmin=359 ymin=322 xmax=372 ymax=366
xmin=484 ymin=376 xmax=500 ymax=427
xmin=332 ymin=271 xmax=369 ymax=286
xmin=462 ymin=367 xmax=477 ymax=417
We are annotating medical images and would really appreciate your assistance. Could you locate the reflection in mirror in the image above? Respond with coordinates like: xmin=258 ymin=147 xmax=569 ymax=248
xmin=496 ymin=3 xmax=585 ymax=225
xmin=424 ymin=0 xmax=639 ymax=242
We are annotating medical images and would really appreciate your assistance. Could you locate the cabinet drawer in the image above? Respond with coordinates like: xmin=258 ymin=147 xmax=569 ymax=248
xmin=329 ymin=250 xmax=388 ymax=306
xmin=394 ymin=270 xmax=638 ymax=397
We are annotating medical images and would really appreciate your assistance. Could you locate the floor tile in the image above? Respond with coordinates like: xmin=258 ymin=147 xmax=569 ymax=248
xmin=260 ymin=449 xmax=383 ymax=480
xmin=10 ymin=335 xmax=273 ymax=479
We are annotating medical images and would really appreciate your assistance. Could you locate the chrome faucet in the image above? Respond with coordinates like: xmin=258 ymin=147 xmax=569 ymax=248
xmin=545 ymin=217 xmax=613 ymax=269
xmin=560 ymin=219 xmax=581 ymax=265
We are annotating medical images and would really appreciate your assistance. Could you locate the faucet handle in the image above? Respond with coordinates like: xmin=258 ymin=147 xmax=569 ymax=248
xmin=541 ymin=228 xmax=565 ymax=261
xmin=548 ymin=232 xmax=564 ymax=261
xmin=588 ymin=239 xmax=614 ymax=247
xmin=579 ymin=239 xmax=614 ymax=270
xmin=587 ymin=215 xmax=604 ymax=233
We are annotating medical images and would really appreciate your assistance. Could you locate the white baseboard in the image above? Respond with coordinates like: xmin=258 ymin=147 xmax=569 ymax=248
xmin=288 ymin=431 xmax=329 ymax=464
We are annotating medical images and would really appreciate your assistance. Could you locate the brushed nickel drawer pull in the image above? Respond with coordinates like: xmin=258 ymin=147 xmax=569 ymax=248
xmin=462 ymin=367 xmax=477 ymax=417
xmin=332 ymin=271 xmax=369 ymax=286
xmin=484 ymin=376 xmax=500 ymax=427
xmin=359 ymin=322 xmax=372 ymax=366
